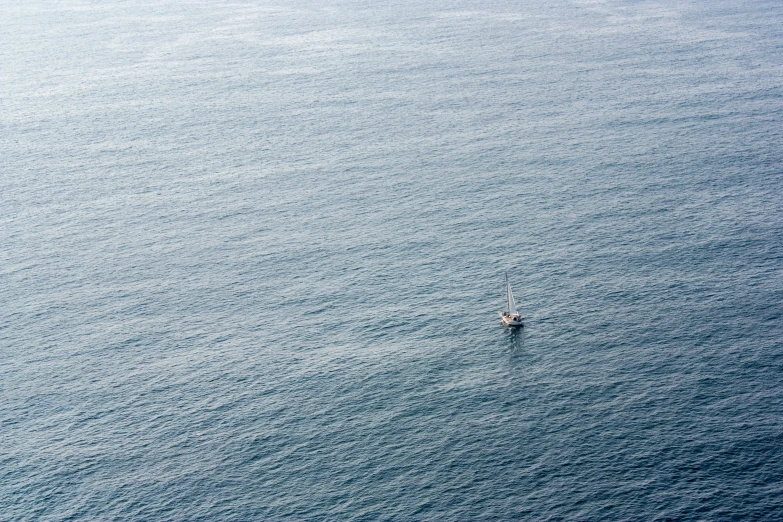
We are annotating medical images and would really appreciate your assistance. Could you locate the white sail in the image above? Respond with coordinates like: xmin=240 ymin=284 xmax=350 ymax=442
xmin=500 ymin=272 xmax=523 ymax=326
xmin=505 ymin=272 xmax=517 ymax=313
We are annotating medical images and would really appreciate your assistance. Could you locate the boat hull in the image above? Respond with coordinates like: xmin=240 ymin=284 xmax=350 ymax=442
xmin=499 ymin=313 xmax=523 ymax=327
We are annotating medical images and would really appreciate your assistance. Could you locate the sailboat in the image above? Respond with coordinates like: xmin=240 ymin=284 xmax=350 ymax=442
xmin=499 ymin=272 xmax=524 ymax=327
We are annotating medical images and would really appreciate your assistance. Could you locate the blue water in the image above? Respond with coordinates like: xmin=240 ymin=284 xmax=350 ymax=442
xmin=3 ymin=0 xmax=782 ymax=519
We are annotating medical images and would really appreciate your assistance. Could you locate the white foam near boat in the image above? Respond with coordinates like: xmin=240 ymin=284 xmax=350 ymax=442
xmin=499 ymin=272 xmax=524 ymax=327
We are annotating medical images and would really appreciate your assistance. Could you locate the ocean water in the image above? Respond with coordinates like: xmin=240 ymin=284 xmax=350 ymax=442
xmin=2 ymin=0 xmax=782 ymax=519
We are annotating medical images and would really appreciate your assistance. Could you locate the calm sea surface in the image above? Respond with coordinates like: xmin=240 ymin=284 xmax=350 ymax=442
xmin=2 ymin=0 xmax=782 ymax=519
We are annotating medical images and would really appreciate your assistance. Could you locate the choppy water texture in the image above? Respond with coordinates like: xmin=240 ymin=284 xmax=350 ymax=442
xmin=3 ymin=0 xmax=783 ymax=519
